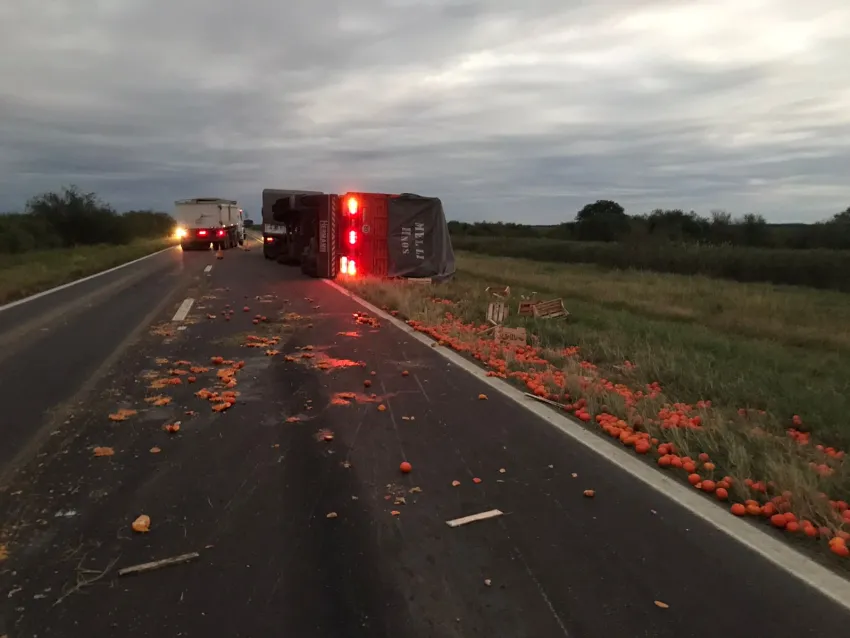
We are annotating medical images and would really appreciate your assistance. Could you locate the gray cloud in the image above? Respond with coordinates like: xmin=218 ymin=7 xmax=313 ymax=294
xmin=1 ymin=0 xmax=849 ymax=222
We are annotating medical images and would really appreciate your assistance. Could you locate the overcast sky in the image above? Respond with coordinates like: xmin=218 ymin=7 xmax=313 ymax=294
xmin=1 ymin=0 xmax=849 ymax=223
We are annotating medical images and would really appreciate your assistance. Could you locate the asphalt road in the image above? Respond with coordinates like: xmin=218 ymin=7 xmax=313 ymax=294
xmin=0 ymin=240 xmax=848 ymax=637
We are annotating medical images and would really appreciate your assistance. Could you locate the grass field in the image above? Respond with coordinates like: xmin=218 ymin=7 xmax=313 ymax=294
xmin=343 ymin=252 xmax=850 ymax=560
xmin=451 ymin=235 xmax=850 ymax=292
xmin=0 ymin=238 xmax=176 ymax=305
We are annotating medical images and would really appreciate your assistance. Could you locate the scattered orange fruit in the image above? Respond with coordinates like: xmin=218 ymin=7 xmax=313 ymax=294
xmin=131 ymin=515 xmax=151 ymax=533
xmin=400 ymin=461 xmax=412 ymax=473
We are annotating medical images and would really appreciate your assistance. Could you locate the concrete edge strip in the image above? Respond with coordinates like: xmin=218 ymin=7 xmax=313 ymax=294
xmin=322 ymin=278 xmax=850 ymax=613
xmin=0 ymin=245 xmax=178 ymax=314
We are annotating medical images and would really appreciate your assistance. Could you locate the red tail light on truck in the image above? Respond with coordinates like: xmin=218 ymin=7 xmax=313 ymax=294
xmin=347 ymin=196 xmax=359 ymax=215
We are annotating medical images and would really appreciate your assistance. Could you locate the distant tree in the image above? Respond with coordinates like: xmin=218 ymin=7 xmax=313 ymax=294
xmin=828 ymin=207 xmax=850 ymax=223
xmin=644 ymin=209 xmax=709 ymax=242
xmin=26 ymin=185 xmax=128 ymax=246
xmin=573 ymin=200 xmax=629 ymax=241
xmin=575 ymin=200 xmax=625 ymax=222
xmin=738 ymin=213 xmax=770 ymax=247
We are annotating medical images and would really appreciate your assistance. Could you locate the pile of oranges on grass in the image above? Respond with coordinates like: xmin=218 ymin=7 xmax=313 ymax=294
xmin=406 ymin=312 xmax=849 ymax=559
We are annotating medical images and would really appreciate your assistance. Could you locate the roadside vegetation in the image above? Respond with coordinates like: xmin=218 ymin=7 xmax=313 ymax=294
xmin=0 ymin=186 xmax=175 ymax=303
xmin=343 ymin=252 xmax=850 ymax=564
xmin=449 ymin=200 xmax=850 ymax=292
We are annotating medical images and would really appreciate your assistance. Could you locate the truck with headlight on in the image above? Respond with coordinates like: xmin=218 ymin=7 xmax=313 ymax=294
xmin=173 ymin=198 xmax=245 ymax=251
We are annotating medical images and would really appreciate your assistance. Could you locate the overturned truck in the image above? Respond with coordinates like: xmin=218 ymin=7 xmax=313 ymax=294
xmin=261 ymin=189 xmax=456 ymax=281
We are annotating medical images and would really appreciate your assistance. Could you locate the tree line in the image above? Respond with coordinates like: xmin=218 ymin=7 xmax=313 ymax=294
xmin=448 ymin=200 xmax=850 ymax=250
xmin=0 ymin=186 xmax=174 ymax=254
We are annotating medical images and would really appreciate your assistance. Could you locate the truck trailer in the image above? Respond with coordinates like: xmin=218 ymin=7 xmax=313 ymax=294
xmin=261 ymin=189 xmax=456 ymax=281
xmin=174 ymin=198 xmax=245 ymax=251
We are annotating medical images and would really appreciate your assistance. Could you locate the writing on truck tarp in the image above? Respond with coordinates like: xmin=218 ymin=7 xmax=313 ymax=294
xmin=400 ymin=222 xmax=426 ymax=260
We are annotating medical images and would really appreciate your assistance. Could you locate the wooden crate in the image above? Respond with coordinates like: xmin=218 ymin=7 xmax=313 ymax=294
xmin=486 ymin=301 xmax=508 ymax=325
xmin=532 ymin=298 xmax=568 ymax=319
xmin=517 ymin=301 xmax=535 ymax=316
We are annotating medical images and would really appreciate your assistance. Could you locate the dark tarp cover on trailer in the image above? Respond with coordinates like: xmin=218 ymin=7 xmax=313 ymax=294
xmin=386 ymin=194 xmax=456 ymax=281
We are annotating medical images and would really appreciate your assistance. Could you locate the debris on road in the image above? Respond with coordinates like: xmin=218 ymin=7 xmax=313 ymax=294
xmin=484 ymin=579 xmax=492 ymax=587
xmin=326 ymin=512 xmax=338 ymax=519
xmin=391 ymin=510 xmax=401 ymax=517
xmin=583 ymin=489 xmax=595 ymax=498
xmin=452 ymin=480 xmax=461 ymax=487
xmin=446 ymin=509 xmax=504 ymax=528
xmin=524 ymin=392 xmax=571 ymax=411
xmin=472 ymin=477 xmax=482 ymax=484
xmin=478 ymin=393 xmax=488 ymax=400
xmin=131 ymin=515 xmax=151 ymax=533
xmin=499 ymin=468 xmax=506 ymax=473
xmin=93 ymin=446 xmax=114 ymax=457
xmin=163 ymin=422 xmax=180 ymax=433
xmin=150 ymin=447 xmax=161 ymax=454
xmin=118 ymin=552 xmax=200 ymax=577
xmin=108 ymin=408 xmax=137 ymax=422
xmin=654 ymin=600 xmax=670 ymax=609
xmin=400 ymin=461 xmax=412 ymax=473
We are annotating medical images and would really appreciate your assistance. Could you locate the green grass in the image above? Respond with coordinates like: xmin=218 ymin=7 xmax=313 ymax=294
xmin=451 ymin=235 xmax=850 ymax=292
xmin=0 ymin=238 xmax=176 ymax=305
xmin=343 ymin=252 xmax=850 ymax=537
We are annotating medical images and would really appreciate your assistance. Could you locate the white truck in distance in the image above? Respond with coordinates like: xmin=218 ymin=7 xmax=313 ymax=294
xmin=173 ymin=198 xmax=245 ymax=250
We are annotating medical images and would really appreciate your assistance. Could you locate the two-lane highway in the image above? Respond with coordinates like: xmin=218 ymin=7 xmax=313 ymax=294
xmin=0 ymin=246 xmax=201 ymax=476
xmin=1 ymin=243 xmax=849 ymax=637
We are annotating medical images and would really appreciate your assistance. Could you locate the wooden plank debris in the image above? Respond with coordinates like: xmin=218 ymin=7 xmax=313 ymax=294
xmin=118 ymin=552 xmax=200 ymax=577
xmin=446 ymin=509 xmax=504 ymax=528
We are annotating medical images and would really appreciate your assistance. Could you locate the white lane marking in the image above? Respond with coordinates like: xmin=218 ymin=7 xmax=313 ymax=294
xmin=324 ymin=278 xmax=850 ymax=613
xmin=0 ymin=246 xmax=178 ymax=314
xmin=171 ymin=298 xmax=194 ymax=322
xmin=204 ymin=265 xmax=213 ymax=274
